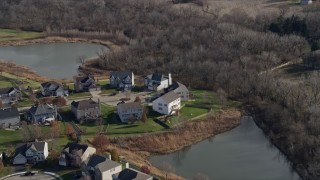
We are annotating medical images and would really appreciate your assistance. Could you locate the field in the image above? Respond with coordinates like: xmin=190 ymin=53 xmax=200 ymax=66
xmin=0 ymin=29 xmax=43 ymax=42
xmin=0 ymin=72 xmax=41 ymax=89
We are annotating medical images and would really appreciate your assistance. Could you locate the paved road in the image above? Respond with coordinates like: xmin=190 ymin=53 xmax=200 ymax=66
xmin=2 ymin=172 xmax=60 ymax=180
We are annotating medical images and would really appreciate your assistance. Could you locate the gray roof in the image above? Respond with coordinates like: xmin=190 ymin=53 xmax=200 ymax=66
xmin=75 ymin=75 xmax=95 ymax=83
xmin=84 ymin=154 xmax=121 ymax=172
xmin=169 ymin=81 xmax=188 ymax=91
xmin=71 ymin=99 xmax=99 ymax=110
xmin=110 ymin=71 xmax=133 ymax=80
xmin=117 ymin=168 xmax=153 ymax=180
xmin=62 ymin=143 xmax=89 ymax=154
xmin=41 ymin=81 xmax=62 ymax=90
xmin=14 ymin=142 xmax=46 ymax=157
xmin=0 ymin=107 xmax=19 ymax=119
xmin=158 ymin=91 xmax=180 ymax=104
xmin=117 ymin=102 xmax=143 ymax=111
xmin=28 ymin=104 xmax=57 ymax=116
xmin=0 ymin=87 xmax=16 ymax=95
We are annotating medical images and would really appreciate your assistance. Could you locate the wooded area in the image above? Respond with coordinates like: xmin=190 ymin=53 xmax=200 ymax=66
xmin=1 ymin=0 xmax=320 ymax=179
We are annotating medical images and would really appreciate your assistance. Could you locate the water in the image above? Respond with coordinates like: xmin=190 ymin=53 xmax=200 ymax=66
xmin=0 ymin=43 xmax=107 ymax=79
xmin=150 ymin=117 xmax=300 ymax=180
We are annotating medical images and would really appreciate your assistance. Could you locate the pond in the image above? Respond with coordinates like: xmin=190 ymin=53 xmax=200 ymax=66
xmin=0 ymin=43 xmax=107 ymax=79
xmin=150 ymin=117 xmax=301 ymax=180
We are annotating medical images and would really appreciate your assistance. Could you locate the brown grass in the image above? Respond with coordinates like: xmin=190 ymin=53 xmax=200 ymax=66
xmin=106 ymin=108 xmax=241 ymax=179
xmin=113 ymin=108 xmax=241 ymax=154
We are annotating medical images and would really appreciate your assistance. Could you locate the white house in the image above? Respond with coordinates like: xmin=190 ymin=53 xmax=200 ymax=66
xmin=145 ymin=73 xmax=172 ymax=91
xmin=13 ymin=141 xmax=49 ymax=165
xmin=117 ymin=102 xmax=143 ymax=123
xmin=152 ymin=91 xmax=181 ymax=115
xmin=82 ymin=154 xmax=122 ymax=180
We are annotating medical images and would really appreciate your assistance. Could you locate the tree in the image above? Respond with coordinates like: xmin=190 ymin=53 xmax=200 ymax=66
xmin=0 ymin=161 xmax=3 ymax=171
xmin=0 ymin=100 xmax=3 ymax=109
xmin=111 ymin=149 xmax=120 ymax=162
xmin=50 ymin=121 xmax=60 ymax=138
xmin=20 ymin=122 xmax=32 ymax=142
xmin=52 ymin=97 xmax=67 ymax=107
xmin=65 ymin=124 xmax=74 ymax=136
xmin=92 ymin=134 xmax=109 ymax=152
xmin=142 ymin=107 xmax=148 ymax=124
xmin=141 ymin=166 xmax=150 ymax=174
xmin=134 ymin=96 xmax=141 ymax=102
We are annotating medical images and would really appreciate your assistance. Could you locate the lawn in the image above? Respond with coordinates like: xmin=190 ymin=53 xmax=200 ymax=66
xmin=0 ymin=129 xmax=21 ymax=149
xmin=0 ymin=72 xmax=41 ymax=89
xmin=0 ymin=29 xmax=43 ymax=42
xmin=61 ymin=104 xmax=165 ymax=140
xmin=67 ymin=91 xmax=92 ymax=100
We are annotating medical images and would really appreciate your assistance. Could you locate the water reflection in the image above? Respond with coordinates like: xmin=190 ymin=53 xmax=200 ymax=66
xmin=150 ymin=118 xmax=301 ymax=180
xmin=0 ymin=43 xmax=107 ymax=79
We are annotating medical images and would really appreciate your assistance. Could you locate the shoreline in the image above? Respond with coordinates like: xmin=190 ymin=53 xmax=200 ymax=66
xmin=111 ymin=108 xmax=242 ymax=179
xmin=245 ymin=104 xmax=305 ymax=180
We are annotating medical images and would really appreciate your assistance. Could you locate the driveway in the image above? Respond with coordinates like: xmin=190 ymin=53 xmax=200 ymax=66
xmin=1 ymin=172 xmax=61 ymax=180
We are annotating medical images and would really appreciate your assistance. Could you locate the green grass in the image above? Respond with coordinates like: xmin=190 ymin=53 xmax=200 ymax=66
xmin=0 ymin=72 xmax=41 ymax=89
xmin=0 ymin=29 xmax=43 ymax=42
xmin=16 ymin=98 xmax=34 ymax=107
xmin=67 ymin=92 xmax=92 ymax=100
xmin=0 ymin=129 xmax=22 ymax=149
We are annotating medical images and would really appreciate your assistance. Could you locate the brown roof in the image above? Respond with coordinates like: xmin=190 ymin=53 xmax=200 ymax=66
xmin=71 ymin=99 xmax=99 ymax=110
xmin=117 ymin=102 xmax=143 ymax=111
xmin=159 ymin=91 xmax=180 ymax=103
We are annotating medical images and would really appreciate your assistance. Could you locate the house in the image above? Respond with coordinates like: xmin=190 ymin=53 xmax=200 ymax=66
xmin=0 ymin=107 xmax=20 ymax=129
xmin=0 ymin=87 xmax=21 ymax=105
xmin=59 ymin=143 xmax=96 ymax=167
xmin=74 ymin=75 xmax=99 ymax=92
xmin=13 ymin=141 xmax=48 ymax=165
xmin=71 ymin=99 xmax=101 ymax=122
xmin=152 ymin=91 xmax=180 ymax=115
xmin=114 ymin=168 xmax=153 ymax=180
xmin=301 ymin=0 xmax=312 ymax=5
xmin=81 ymin=154 xmax=122 ymax=180
xmin=144 ymin=73 xmax=172 ymax=91
xmin=110 ymin=71 xmax=134 ymax=91
xmin=25 ymin=104 xmax=59 ymax=124
xmin=166 ymin=81 xmax=189 ymax=101
xmin=117 ymin=102 xmax=143 ymax=123
xmin=41 ymin=81 xmax=68 ymax=97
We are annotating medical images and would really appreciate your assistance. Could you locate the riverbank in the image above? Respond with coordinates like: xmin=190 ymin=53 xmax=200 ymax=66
xmin=110 ymin=108 xmax=241 ymax=179
xmin=245 ymin=103 xmax=305 ymax=180
xmin=0 ymin=36 xmax=120 ymax=51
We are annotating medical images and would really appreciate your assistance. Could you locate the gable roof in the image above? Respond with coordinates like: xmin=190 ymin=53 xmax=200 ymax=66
xmin=62 ymin=143 xmax=89 ymax=154
xmin=168 ymin=81 xmax=188 ymax=92
xmin=0 ymin=107 xmax=19 ymax=119
xmin=41 ymin=81 xmax=62 ymax=90
xmin=85 ymin=154 xmax=121 ymax=172
xmin=14 ymin=142 xmax=47 ymax=157
xmin=75 ymin=75 xmax=95 ymax=84
xmin=117 ymin=102 xmax=143 ymax=111
xmin=28 ymin=104 xmax=57 ymax=116
xmin=117 ymin=168 xmax=152 ymax=180
xmin=0 ymin=87 xmax=16 ymax=95
xmin=71 ymin=99 xmax=99 ymax=110
xmin=158 ymin=91 xmax=180 ymax=104
xmin=110 ymin=71 xmax=133 ymax=80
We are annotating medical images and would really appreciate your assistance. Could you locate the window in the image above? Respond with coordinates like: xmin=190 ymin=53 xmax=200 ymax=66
xmin=158 ymin=103 xmax=162 ymax=106
xmin=164 ymin=104 xmax=167 ymax=107
xmin=159 ymin=107 xmax=163 ymax=111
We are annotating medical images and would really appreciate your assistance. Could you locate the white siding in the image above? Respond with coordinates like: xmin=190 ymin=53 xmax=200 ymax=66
xmin=101 ymin=165 xmax=122 ymax=180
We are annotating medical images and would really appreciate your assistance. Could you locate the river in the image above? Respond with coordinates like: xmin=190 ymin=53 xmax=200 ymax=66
xmin=0 ymin=43 xmax=107 ymax=79
xmin=150 ymin=117 xmax=301 ymax=180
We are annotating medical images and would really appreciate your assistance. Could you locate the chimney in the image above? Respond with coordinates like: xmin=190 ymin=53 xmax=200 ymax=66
xmin=168 ymin=73 xmax=172 ymax=86
xmin=125 ymin=162 xmax=129 ymax=168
